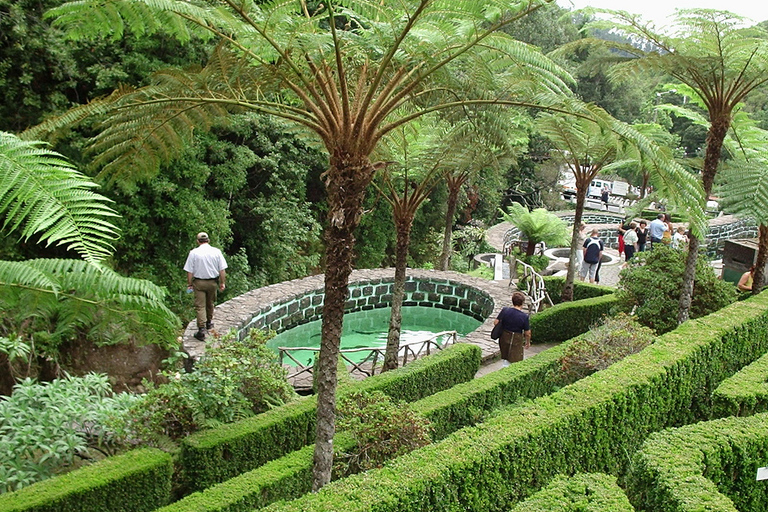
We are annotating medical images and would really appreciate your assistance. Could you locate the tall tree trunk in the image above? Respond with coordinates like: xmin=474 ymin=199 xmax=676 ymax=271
xmin=752 ymin=224 xmax=768 ymax=295
xmin=439 ymin=184 xmax=461 ymax=271
xmin=561 ymin=188 xmax=586 ymax=302
xmin=384 ymin=214 xmax=414 ymax=371
xmin=678 ymin=116 xmax=728 ymax=324
xmin=312 ymin=154 xmax=374 ymax=491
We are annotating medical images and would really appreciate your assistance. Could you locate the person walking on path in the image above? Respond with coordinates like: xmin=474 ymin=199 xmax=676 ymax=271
xmin=493 ymin=291 xmax=531 ymax=366
xmin=648 ymin=214 xmax=666 ymax=249
xmin=580 ymin=229 xmax=604 ymax=284
xmin=184 ymin=232 xmax=228 ymax=341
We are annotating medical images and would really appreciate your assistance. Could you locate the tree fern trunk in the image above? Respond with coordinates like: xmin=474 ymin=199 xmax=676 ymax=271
xmin=753 ymin=224 xmax=768 ymax=295
xmin=439 ymin=185 xmax=460 ymax=271
xmin=561 ymin=188 xmax=586 ymax=302
xmin=678 ymin=116 xmax=728 ymax=324
xmin=384 ymin=215 xmax=413 ymax=371
xmin=312 ymin=154 xmax=374 ymax=491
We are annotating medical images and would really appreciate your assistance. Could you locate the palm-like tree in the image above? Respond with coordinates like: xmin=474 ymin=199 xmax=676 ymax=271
xmin=500 ymin=203 xmax=569 ymax=256
xmin=578 ymin=8 xmax=768 ymax=322
xmin=36 ymin=0 xmax=578 ymax=488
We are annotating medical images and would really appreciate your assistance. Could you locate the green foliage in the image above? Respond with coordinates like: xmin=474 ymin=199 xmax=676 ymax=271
xmin=711 ymin=351 xmax=768 ymax=418
xmin=0 ymin=132 xmax=119 ymax=264
xmin=0 ymin=448 xmax=173 ymax=512
xmin=628 ymin=413 xmax=768 ymax=512
xmin=617 ymin=247 xmax=737 ymax=333
xmin=530 ymin=293 xmax=622 ymax=344
xmin=509 ymin=473 xmax=635 ymax=512
xmin=0 ymin=258 xmax=181 ymax=369
xmin=125 ymin=329 xmax=298 ymax=444
xmin=178 ymin=342 xmax=480 ymax=492
xmin=261 ymin=292 xmax=768 ymax=512
xmin=542 ymin=276 xmax=615 ymax=304
xmin=0 ymin=374 xmax=138 ymax=493
xmin=333 ymin=391 xmax=431 ymax=478
xmin=556 ymin=313 xmax=656 ymax=382
xmin=501 ymin=203 xmax=570 ymax=254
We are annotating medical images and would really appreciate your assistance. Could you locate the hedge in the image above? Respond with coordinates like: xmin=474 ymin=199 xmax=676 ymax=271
xmin=0 ymin=448 xmax=173 ymax=512
xmin=627 ymin=413 xmax=768 ymax=512
xmin=711 ymin=351 xmax=768 ymax=418
xmin=260 ymin=292 xmax=768 ymax=512
xmin=178 ymin=342 xmax=481 ymax=492
xmin=542 ymin=276 xmax=615 ymax=304
xmin=508 ymin=473 xmax=635 ymax=512
xmin=530 ymin=293 xmax=621 ymax=344
xmin=156 ymin=339 xmax=575 ymax=512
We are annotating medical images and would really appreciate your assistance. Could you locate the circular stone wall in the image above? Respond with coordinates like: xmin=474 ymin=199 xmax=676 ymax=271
xmin=183 ymin=268 xmax=513 ymax=365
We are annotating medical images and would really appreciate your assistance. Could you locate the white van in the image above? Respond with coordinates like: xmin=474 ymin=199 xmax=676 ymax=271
xmin=588 ymin=179 xmax=612 ymax=199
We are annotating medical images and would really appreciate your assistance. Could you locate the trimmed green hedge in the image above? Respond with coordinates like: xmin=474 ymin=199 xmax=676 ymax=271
xmin=627 ymin=413 xmax=768 ymax=512
xmin=260 ymin=293 xmax=768 ymax=512
xmin=508 ymin=473 xmax=635 ymax=512
xmin=530 ymin=293 xmax=621 ymax=344
xmin=157 ymin=341 xmax=572 ymax=512
xmin=711 ymin=351 xmax=768 ymax=418
xmin=0 ymin=448 xmax=173 ymax=512
xmin=178 ymin=342 xmax=481 ymax=492
xmin=542 ymin=276 xmax=615 ymax=304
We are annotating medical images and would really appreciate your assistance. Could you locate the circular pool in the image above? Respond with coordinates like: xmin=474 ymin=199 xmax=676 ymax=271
xmin=544 ymin=247 xmax=618 ymax=264
xmin=267 ymin=306 xmax=482 ymax=366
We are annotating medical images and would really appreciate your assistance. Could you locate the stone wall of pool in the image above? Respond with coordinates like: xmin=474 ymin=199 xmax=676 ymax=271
xmin=183 ymin=268 xmax=512 ymax=365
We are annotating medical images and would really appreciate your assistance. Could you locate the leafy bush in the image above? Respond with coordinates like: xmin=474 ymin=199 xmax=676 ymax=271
xmin=555 ymin=313 xmax=656 ymax=382
xmin=0 ymin=374 xmax=138 ymax=494
xmin=126 ymin=329 xmax=298 ymax=444
xmin=617 ymin=247 xmax=737 ymax=333
xmin=333 ymin=390 xmax=432 ymax=478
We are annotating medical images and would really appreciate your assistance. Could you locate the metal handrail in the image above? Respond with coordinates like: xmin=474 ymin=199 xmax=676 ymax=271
xmin=278 ymin=330 xmax=458 ymax=385
xmin=511 ymin=258 xmax=553 ymax=314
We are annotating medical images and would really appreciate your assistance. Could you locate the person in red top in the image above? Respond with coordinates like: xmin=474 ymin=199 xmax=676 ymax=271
xmin=493 ymin=292 xmax=531 ymax=366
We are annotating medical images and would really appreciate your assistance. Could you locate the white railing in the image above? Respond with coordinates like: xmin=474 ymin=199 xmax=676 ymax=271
xmin=508 ymin=256 xmax=553 ymax=314
xmin=279 ymin=330 xmax=458 ymax=388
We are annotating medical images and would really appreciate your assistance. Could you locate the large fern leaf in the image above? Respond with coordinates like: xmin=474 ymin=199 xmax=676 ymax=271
xmin=0 ymin=259 xmax=180 ymax=348
xmin=0 ymin=133 xmax=120 ymax=264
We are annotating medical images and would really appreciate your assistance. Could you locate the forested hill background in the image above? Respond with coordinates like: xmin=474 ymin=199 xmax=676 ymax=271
xmin=2 ymin=0 xmax=768 ymax=323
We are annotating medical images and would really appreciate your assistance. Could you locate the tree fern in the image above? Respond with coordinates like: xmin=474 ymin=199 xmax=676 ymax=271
xmin=0 ymin=132 xmax=119 ymax=264
xmin=0 ymin=259 xmax=180 ymax=353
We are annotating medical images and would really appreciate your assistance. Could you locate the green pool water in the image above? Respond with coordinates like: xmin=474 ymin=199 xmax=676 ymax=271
xmin=267 ymin=306 xmax=482 ymax=366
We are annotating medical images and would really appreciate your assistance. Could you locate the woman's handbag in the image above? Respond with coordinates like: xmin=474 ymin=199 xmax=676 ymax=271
xmin=490 ymin=322 xmax=503 ymax=340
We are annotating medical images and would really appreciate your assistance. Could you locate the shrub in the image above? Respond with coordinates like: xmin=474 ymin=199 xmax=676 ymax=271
xmin=555 ymin=313 xmax=656 ymax=382
xmin=0 ymin=374 xmax=137 ymax=493
xmin=333 ymin=390 xmax=432 ymax=478
xmin=125 ymin=329 xmax=298 ymax=444
xmin=529 ymin=293 xmax=621 ymax=344
xmin=617 ymin=247 xmax=736 ymax=333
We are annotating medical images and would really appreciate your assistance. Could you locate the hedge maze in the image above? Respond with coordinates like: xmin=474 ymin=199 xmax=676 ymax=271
xmin=4 ymin=291 xmax=768 ymax=512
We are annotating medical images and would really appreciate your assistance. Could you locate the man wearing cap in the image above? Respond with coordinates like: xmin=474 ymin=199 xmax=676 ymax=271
xmin=184 ymin=232 xmax=228 ymax=341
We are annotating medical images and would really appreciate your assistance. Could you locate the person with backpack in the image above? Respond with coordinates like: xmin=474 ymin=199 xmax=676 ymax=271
xmin=579 ymin=229 xmax=604 ymax=284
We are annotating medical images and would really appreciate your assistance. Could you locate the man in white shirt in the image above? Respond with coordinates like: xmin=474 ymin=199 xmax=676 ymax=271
xmin=648 ymin=214 xmax=667 ymax=248
xmin=183 ymin=232 xmax=228 ymax=341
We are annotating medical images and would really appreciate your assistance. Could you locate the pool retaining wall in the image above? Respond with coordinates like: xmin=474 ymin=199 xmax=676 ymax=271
xmin=183 ymin=269 xmax=512 ymax=365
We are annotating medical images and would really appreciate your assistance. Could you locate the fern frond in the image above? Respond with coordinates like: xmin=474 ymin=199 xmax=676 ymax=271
xmin=0 ymin=133 xmax=120 ymax=264
xmin=0 ymin=259 xmax=180 ymax=347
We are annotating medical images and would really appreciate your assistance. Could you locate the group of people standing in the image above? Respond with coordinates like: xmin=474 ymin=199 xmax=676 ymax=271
xmin=577 ymin=213 xmax=690 ymax=283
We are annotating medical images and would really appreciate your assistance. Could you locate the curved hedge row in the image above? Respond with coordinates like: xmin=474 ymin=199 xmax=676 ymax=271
xmin=259 ymin=293 xmax=768 ymax=512
xmin=156 ymin=337 xmax=577 ymax=512
xmin=530 ymin=293 xmax=620 ymax=344
xmin=711 ymin=351 xmax=768 ymax=418
xmin=541 ymin=277 xmax=615 ymax=304
xmin=0 ymin=448 xmax=173 ymax=512
xmin=179 ymin=341 xmax=481 ymax=491
xmin=509 ymin=473 xmax=634 ymax=512
xmin=627 ymin=412 xmax=768 ymax=512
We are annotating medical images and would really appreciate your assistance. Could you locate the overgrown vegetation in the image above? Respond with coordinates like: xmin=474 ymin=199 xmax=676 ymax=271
xmin=555 ymin=313 xmax=656 ymax=382
xmin=617 ymin=247 xmax=737 ymax=333
xmin=123 ymin=329 xmax=298 ymax=445
xmin=333 ymin=390 xmax=432 ymax=478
